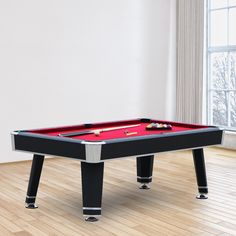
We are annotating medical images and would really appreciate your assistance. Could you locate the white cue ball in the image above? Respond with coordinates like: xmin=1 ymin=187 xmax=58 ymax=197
xmin=94 ymin=130 xmax=100 ymax=136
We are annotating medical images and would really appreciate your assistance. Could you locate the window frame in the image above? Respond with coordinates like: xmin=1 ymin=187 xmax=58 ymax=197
xmin=206 ymin=0 xmax=236 ymax=131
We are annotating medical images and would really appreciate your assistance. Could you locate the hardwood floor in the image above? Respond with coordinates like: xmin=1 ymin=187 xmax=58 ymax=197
xmin=0 ymin=147 xmax=236 ymax=236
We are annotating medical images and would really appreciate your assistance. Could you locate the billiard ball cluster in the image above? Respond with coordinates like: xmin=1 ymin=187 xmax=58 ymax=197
xmin=146 ymin=123 xmax=172 ymax=130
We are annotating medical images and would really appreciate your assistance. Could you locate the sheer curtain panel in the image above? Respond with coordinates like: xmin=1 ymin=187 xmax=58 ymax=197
xmin=176 ymin=0 xmax=205 ymax=124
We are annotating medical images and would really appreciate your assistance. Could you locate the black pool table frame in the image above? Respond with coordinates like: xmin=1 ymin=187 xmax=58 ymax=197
xmin=11 ymin=118 xmax=223 ymax=222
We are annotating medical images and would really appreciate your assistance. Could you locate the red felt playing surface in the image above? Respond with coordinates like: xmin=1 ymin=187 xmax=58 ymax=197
xmin=29 ymin=119 xmax=208 ymax=141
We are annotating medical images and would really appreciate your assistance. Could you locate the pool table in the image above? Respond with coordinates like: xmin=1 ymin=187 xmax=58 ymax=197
xmin=11 ymin=118 xmax=223 ymax=222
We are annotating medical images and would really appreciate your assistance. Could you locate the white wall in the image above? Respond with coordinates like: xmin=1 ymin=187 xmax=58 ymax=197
xmin=0 ymin=0 xmax=176 ymax=163
xmin=139 ymin=0 xmax=176 ymax=119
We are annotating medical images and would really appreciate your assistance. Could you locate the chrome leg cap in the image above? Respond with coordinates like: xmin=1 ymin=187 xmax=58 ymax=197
xmin=139 ymin=183 xmax=150 ymax=190
xmin=196 ymin=193 xmax=208 ymax=199
xmin=85 ymin=216 xmax=98 ymax=222
xmin=25 ymin=203 xmax=38 ymax=209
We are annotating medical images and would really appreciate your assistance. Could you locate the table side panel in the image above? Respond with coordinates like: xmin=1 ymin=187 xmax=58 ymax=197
xmin=100 ymin=129 xmax=223 ymax=160
xmin=13 ymin=133 xmax=86 ymax=160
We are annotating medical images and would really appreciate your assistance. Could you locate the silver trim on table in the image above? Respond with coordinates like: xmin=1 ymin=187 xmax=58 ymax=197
xmin=82 ymin=141 xmax=106 ymax=163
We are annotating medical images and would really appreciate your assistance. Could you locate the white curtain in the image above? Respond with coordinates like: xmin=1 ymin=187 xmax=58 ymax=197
xmin=176 ymin=0 xmax=205 ymax=124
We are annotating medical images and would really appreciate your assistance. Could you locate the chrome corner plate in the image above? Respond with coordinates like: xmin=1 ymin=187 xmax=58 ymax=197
xmin=11 ymin=131 xmax=19 ymax=151
xmin=81 ymin=141 xmax=106 ymax=163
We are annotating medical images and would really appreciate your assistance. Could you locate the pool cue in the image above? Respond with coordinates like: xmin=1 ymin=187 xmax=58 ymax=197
xmin=58 ymin=124 xmax=141 ymax=137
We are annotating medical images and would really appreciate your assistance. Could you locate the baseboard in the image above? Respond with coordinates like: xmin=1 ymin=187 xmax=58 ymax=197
xmin=221 ymin=131 xmax=236 ymax=150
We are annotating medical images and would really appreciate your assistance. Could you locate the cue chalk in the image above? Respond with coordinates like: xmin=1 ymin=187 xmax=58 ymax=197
xmin=125 ymin=131 xmax=138 ymax=136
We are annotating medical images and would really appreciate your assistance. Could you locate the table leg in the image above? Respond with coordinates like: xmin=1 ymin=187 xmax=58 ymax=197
xmin=136 ymin=155 xmax=154 ymax=189
xmin=81 ymin=162 xmax=104 ymax=222
xmin=192 ymin=148 xmax=208 ymax=199
xmin=25 ymin=154 xmax=45 ymax=209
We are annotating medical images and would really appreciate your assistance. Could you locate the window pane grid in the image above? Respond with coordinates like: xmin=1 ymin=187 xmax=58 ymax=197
xmin=209 ymin=5 xmax=236 ymax=11
xmin=209 ymin=0 xmax=236 ymax=10
xmin=208 ymin=46 xmax=236 ymax=53
xmin=209 ymin=89 xmax=236 ymax=91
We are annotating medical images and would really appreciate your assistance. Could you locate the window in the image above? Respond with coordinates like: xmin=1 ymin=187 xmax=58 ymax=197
xmin=207 ymin=0 xmax=236 ymax=130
